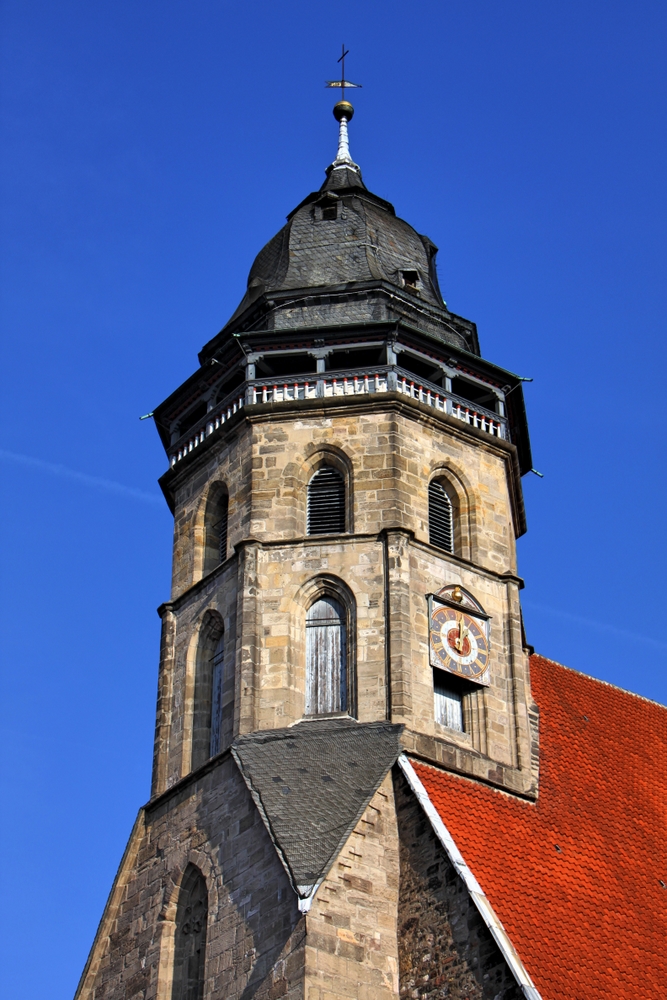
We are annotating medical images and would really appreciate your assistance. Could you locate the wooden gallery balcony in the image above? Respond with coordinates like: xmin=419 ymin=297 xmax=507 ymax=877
xmin=168 ymin=365 xmax=508 ymax=469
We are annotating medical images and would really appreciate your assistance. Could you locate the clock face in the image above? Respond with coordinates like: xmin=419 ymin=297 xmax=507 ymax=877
xmin=430 ymin=605 xmax=490 ymax=681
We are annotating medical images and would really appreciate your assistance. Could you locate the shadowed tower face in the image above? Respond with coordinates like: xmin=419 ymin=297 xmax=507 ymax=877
xmin=74 ymin=84 xmax=538 ymax=1000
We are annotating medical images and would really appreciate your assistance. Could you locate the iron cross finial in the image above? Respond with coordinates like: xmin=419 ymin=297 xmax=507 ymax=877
xmin=338 ymin=44 xmax=349 ymax=100
xmin=325 ymin=44 xmax=362 ymax=104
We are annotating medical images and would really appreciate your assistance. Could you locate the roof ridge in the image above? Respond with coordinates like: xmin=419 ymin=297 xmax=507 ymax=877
xmin=530 ymin=652 xmax=667 ymax=712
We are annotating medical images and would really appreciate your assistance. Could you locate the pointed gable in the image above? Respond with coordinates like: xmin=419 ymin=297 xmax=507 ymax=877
xmin=232 ymin=719 xmax=404 ymax=902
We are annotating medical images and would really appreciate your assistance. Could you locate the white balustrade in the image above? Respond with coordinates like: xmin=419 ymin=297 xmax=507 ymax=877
xmin=170 ymin=394 xmax=245 ymax=467
xmin=168 ymin=368 xmax=506 ymax=467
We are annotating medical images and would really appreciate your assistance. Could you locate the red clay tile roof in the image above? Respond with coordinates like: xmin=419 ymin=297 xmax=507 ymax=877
xmin=412 ymin=654 xmax=667 ymax=1000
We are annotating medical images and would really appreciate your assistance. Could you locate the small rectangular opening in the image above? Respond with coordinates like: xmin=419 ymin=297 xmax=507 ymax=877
xmin=256 ymin=353 xmax=317 ymax=377
xmin=214 ymin=369 xmax=245 ymax=401
xmin=451 ymin=376 xmax=498 ymax=410
xmin=396 ymin=351 xmax=445 ymax=386
xmin=321 ymin=204 xmax=338 ymax=221
xmin=328 ymin=346 xmax=385 ymax=371
xmin=401 ymin=269 xmax=420 ymax=289
xmin=178 ymin=401 xmax=208 ymax=436
xmin=433 ymin=669 xmax=466 ymax=732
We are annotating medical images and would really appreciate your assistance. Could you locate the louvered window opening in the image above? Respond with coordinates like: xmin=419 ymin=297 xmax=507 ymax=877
xmin=434 ymin=670 xmax=464 ymax=732
xmin=306 ymin=597 xmax=347 ymax=716
xmin=307 ymin=466 xmax=345 ymax=535
xmin=429 ymin=480 xmax=454 ymax=553
xmin=214 ymin=496 xmax=228 ymax=562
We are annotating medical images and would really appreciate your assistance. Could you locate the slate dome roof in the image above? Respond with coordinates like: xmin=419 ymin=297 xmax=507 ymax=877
xmin=226 ymin=127 xmax=446 ymax=326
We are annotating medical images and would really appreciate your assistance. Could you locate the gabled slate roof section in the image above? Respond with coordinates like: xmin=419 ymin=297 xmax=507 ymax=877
xmin=412 ymin=655 xmax=667 ymax=1000
xmin=232 ymin=718 xmax=404 ymax=902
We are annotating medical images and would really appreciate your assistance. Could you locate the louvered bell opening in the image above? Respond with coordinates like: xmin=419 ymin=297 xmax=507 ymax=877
xmin=214 ymin=496 xmax=228 ymax=562
xmin=429 ymin=480 xmax=454 ymax=553
xmin=307 ymin=467 xmax=345 ymax=535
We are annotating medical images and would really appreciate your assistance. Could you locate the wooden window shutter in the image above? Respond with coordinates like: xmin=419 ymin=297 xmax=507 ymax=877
xmin=433 ymin=670 xmax=464 ymax=731
xmin=307 ymin=467 xmax=345 ymax=535
xmin=428 ymin=480 xmax=454 ymax=553
xmin=305 ymin=597 xmax=347 ymax=715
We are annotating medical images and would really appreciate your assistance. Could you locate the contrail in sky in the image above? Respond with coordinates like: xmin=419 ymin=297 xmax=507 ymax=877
xmin=523 ymin=600 xmax=667 ymax=652
xmin=4 ymin=447 xmax=662 ymax=650
xmin=0 ymin=448 xmax=163 ymax=506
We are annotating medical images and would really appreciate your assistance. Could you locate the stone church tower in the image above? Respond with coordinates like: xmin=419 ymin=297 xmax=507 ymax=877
xmin=76 ymin=99 xmax=541 ymax=1000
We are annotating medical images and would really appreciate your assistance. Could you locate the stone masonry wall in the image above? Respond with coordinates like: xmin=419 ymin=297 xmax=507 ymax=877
xmin=393 ymin=769 xmax=521 ymax=1000
xmin=77 ymin=757 xmax=304 ymax=1000
xmin=305 ymin=772 xmax=400 ymax=1000
xmin=154 ymin=396 xmax=536 ymax=800
xmin=244 ymin=403 xmax=516 ymax=573
xmin=168 ymin=398 xmax=518 ymax=602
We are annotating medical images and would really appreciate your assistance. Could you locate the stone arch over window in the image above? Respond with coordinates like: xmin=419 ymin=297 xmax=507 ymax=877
xmin=203 ymin=482 xmax=229 ymax=574
xmin=156 ymin=851 xmax=219 ymax=1000
xmin=171 ymin=864 xmax=208 ymax=1000
xmin=191 ymin=610 xmax=225 ymax=771
xmin=427 ymin=467 xmax=472 ymax=559
xmin=302 ymin=446 xmax=353 ymax=536
xmin=298 ymin=576 xmax=356 ymax=718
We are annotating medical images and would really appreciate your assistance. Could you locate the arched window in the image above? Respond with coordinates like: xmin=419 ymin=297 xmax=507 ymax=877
xmin=307 ymin=466 xmax=345 ymax=535
xmin=428 ymin=480 xmax=454 ymax=553
xmin=306 ymin=596 xmax=347 ymax=715
xmin=171 ymin=865 xmax=208 ymax=1000
xmin=204 ymin=489 xmax=228 ymax=574
xmin=192 ymin=616 xmax=225 ymax=770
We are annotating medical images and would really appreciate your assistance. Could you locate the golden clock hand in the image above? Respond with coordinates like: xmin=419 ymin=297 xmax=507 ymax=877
xmin=457 ymin=615 xmax=465 ymax=652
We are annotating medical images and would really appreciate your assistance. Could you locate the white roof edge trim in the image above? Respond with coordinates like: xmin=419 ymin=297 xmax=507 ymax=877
xmin=296 ymin=880 xmax=325 ymax=913
xmin=397 ymin=755 xmax=543 ymax=1000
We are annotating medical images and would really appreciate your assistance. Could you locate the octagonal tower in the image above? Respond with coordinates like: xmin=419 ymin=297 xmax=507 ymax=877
xmin=76 ymin=105 xmax=538 ymax=1000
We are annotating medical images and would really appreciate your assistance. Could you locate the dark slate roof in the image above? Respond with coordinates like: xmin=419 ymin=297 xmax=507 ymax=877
xmin=224 ymin=156 xmax=446 ymax=328
xmin=231 ymin=718 xmax=404 ymax=898
xmin=320 ymin=161 xmax=367 ymax=192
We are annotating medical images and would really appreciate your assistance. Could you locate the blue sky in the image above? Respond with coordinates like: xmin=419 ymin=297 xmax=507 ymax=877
xmin=1 ymin=1 xmax=666 ymax=996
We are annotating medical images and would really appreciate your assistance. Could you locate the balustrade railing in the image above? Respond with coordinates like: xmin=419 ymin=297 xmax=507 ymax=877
xmin=169 ymin=366 xmax=506 ymax=467
xmin=170 ymin=392 xmax=245 ymax=466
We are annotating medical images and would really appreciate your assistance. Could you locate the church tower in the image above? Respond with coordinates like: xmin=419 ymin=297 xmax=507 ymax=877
xmin=76 ymin=97 xmax=540 ymax=1000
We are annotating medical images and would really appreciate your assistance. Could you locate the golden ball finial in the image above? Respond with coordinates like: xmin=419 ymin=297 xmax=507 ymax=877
xmin=333 ymin=100 xmax=354 ymax=122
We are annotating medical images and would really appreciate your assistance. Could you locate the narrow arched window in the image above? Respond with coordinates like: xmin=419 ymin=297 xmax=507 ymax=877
xmin=306 ymin=596 xmax=347 ymax=715
xmin=307 ymin=466 xmax=345 ymax=535
xmin=192 ymin=616 xmax=224 ymax=770
xmin=428 ymin=480 xmax=454 ymax=553
xmin=204 ymin=489 xmax=228 ymax=574
xmin=171 ymin=865 xmax=208 ymax=1000
xmin=209 ymin=633 xmax=224 ymax=757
